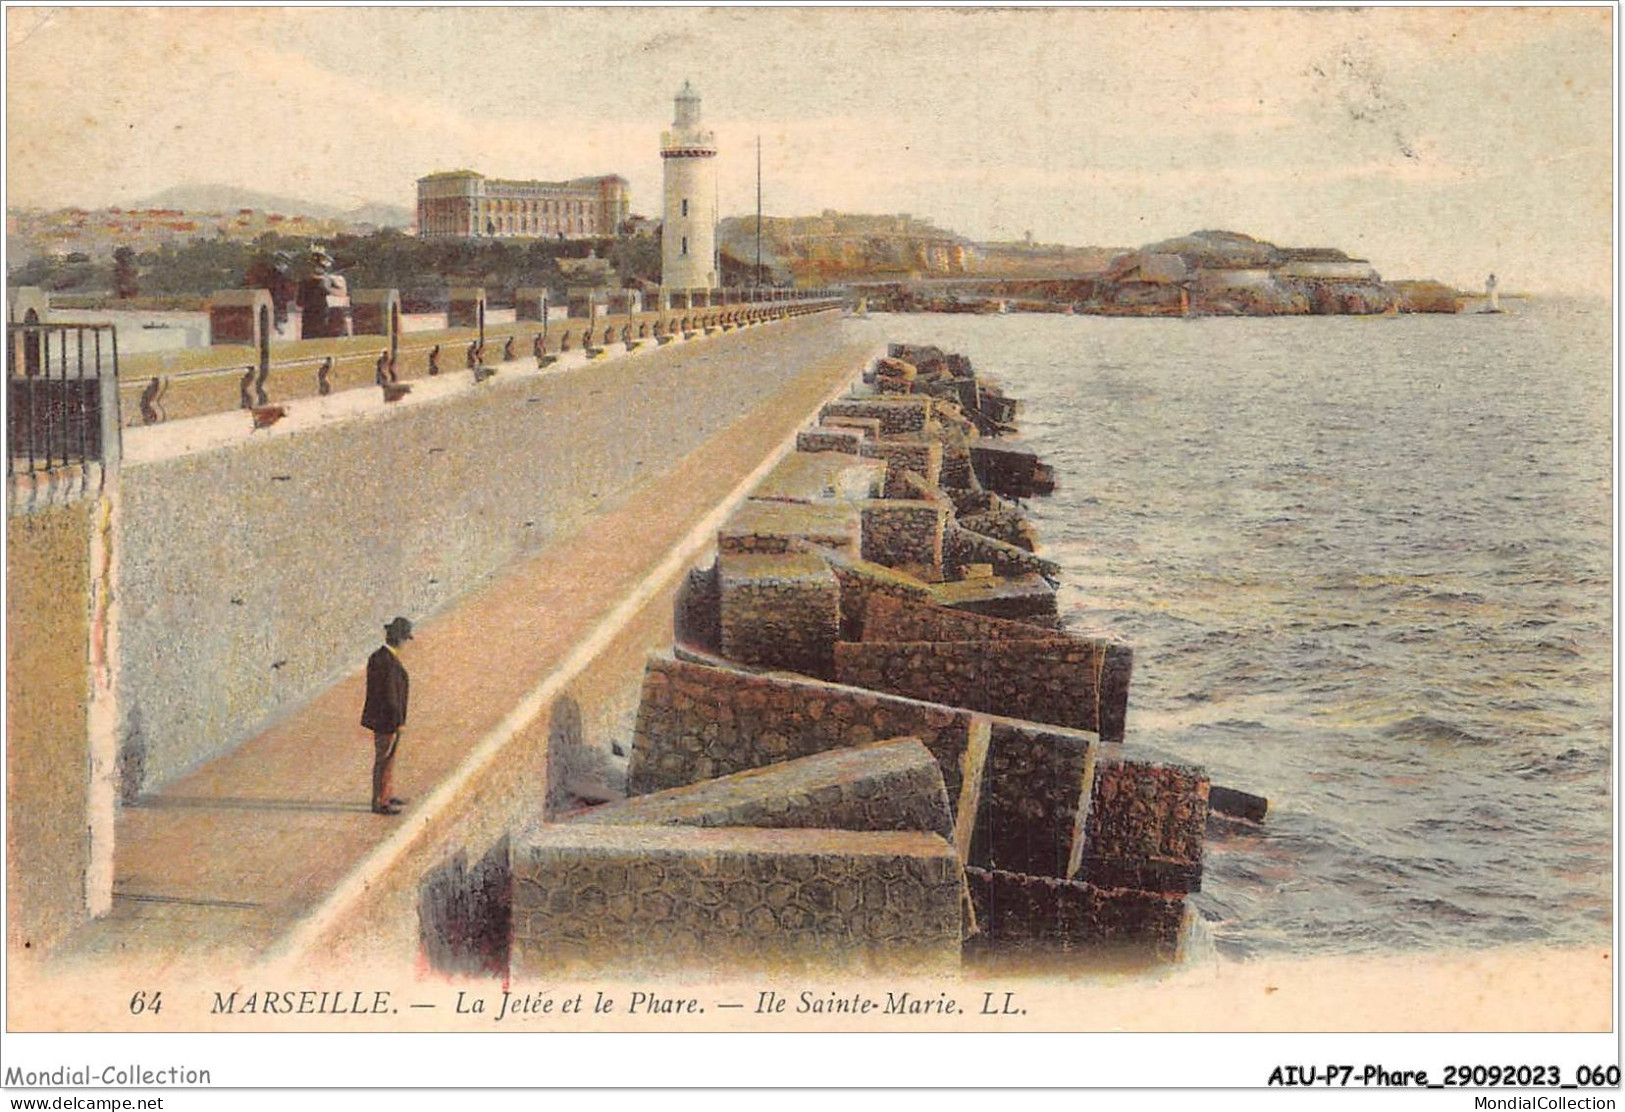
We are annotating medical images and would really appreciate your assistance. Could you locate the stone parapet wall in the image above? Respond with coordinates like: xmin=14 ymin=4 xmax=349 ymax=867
xmin=510 ymin=825 xmax=964 ymax=975
xmin=627 ymin=656 xmax=979 ymax=811
xmin=717 ymin=551 xmax=840 ymax=678
xmin=115 ymin=317 xmax=854 ymax=794
xmin=570 ymin=737 xmax=954 ymax=842
xmin=832 ymin=636 xmax=1122 ymax=739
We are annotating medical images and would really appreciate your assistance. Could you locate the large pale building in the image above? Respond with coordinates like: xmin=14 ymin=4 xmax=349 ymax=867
xmin=660 ymin=82 xmax=718 ymax=290
xmin=416 ymin=171 xmax=630 ymax=239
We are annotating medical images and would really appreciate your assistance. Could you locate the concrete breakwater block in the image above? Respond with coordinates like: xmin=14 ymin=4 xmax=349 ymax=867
xmin=569 ymin=736 xmax=954 ymax=843
xmin=510 ymin=826 xmax=964 ymax=975
xmin=958 ymin=500 xmax=1037 ymax=551
xmin=970 ymin=441 xmax=1047 ymax=500
xmin=927 ymin=573 xmax=1057 ymax=621
xmin=860 ymin=499 xmax=948 ymax=574
xmin=860 ymin=438 xmax=944 ymax=498
xmin=754 ymin=451 xmax=884 ymax=503
xmin=821 ymin=397 xmax=933 ymax=437
xmin=967 ymin=724 xmax=1096 ymax=879
xmin=861 ymin=593 xmax=1052 ymax=642
xmin=963 ymin=867 xmax=1187 ymax=960
xmin=807 ymin=543 xmax=935 ymax=642
xmin=717 ymin=551 xmax=841 ymax=678
xmin=821 ymin=416 xmax=882 ymax=441
xmin=627 ymin=656 xmax=983 ymax=822
xmin=1078 ymin=755 xmax=1209 ymax=895
xmin=797 ymin=428 xmax=864 ymax=455
xmin=718 ymin=499 xmax=861 ymax=556
xmin=833 ymin=637 xmax=1129 ymax=741
xmin=1208 ymin=785 xmax=1268 ymax=823
xmin=945 ymin=522 xmax=1061 ymax=584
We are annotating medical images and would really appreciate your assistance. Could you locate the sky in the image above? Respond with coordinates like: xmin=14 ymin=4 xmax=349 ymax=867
xmin=5 ymin=5 xmax=1614 ymax=294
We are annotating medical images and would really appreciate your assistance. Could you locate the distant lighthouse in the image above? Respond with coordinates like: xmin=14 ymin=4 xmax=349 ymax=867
xmin=661 ymin=80 xmax=718 ymax=291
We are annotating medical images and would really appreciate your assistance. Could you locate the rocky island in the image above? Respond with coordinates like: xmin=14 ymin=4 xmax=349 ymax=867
xmin=1085 ymin=229 xmax=1458 ymax=316
xmin=860 ymin=229 xmax=1464 ymax=316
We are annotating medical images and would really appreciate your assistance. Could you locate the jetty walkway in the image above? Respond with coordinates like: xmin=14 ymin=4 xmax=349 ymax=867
xmin=54 ymin=313 xmax=876 ymax=972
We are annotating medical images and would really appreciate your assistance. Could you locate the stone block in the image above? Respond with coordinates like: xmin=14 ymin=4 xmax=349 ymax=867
xmin=968 ymin=724 xmax=1095 ymax=878
xmin=718 ymin=499 xmax=861 ymax=556
xmin=1077 ymin=754 xmax=1208 ymax=894
xmin=964 ymin=867 xmax=1186 ymax=960
xmin=970 ymin=441 xmax=1045 ymax=500
xmin=510 ymin=826 xmax=964 ymax=974
xmin=945 ymin=522 xmax=1060 ymax=583
xmin=821 ymin=416 xmax=882 ymax=440
xmin=860 ymin=499 xmax=948 ymax=573
xmin=673 ymin=562 xmax=721 ymax=653
xmin=832 ymin=637 xmax=1126 ymax=740
xmin=975 ymin=390 xmax=1021 ymax=428
xmin=862 ymin=594 xmax=1050 ymax=643
xmin=928 ymin=574 xmax=1056 ymax=621
xmin=807 ymin=544 xmax=934 ymax=643
xmin=570 ymin=736 xmax=954 ymax=842
xmin=821 ymin=397 xmax=933 ymax=437
xmin=626 ymin=656 xmax=980 ymax=820
xmin=755 ymin=452 xmax=883 ymax=503
xmin=717 ymin=551 xmax=841 ymax=677
xmin=958 ymin=501 xmax=1036 ymax=551
xmin=937 ymin=431 xmax=976 ymax=491
xmin=860 ymin=439 xmax=943 ymax=499
xmin=797 ymin=428 xmax=863 ymax=455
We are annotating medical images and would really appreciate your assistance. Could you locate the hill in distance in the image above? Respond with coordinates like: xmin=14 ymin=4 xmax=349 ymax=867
xmin=133 ymin=183 xmax=412 ymax=227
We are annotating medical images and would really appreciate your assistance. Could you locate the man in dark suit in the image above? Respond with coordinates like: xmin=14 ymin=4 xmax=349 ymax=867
xmin=361 ymin=616 xmax=413 ymax=815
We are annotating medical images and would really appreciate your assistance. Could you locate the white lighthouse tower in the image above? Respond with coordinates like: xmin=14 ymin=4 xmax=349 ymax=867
xmin=661 ymin=81 xmax=718 ymax=291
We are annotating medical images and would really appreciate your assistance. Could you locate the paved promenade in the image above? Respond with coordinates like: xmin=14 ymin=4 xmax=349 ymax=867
xmin=58 ymin=314 xmax=875 ymax=969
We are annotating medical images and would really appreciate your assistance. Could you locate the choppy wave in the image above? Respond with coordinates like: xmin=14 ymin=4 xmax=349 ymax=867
xmin=871 ymin=302 xmax=1613 ymax=957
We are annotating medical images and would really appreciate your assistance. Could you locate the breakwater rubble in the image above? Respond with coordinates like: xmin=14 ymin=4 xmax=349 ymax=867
xmin=437 ymin=341 xmax=1267 ymax=977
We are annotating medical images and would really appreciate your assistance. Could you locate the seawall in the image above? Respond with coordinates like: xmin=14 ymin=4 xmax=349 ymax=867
xmin=115 ymin=313 xmax=859 ymax=796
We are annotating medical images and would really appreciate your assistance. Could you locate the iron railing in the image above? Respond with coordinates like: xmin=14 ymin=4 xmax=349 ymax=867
xmin=7 ymin=321 xmax=121 ymax=500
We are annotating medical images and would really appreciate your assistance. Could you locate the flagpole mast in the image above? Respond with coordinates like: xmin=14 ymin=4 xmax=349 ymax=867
xmin=756 ymin=135 xmax=763 ymax=287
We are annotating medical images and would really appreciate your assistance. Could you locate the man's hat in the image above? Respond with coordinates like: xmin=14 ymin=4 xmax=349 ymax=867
xmin=385 ymin=616 xmax=414 ymax=642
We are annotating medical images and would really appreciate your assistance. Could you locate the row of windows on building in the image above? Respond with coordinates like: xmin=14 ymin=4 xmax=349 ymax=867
xmin=417 ymin=198 xmax=600 ymax=238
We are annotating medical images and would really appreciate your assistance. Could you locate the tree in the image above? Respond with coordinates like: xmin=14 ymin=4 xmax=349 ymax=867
xmin=112 ymin=246 xmax=140 ymax=299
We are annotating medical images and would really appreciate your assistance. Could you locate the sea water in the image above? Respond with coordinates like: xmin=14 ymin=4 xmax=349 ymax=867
xmin=858 ymin=302 xmax=1612 ymax=957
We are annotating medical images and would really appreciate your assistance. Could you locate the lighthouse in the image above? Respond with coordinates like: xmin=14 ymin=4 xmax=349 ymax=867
xmin=661 ymin=81 xmax=718 ymax=291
